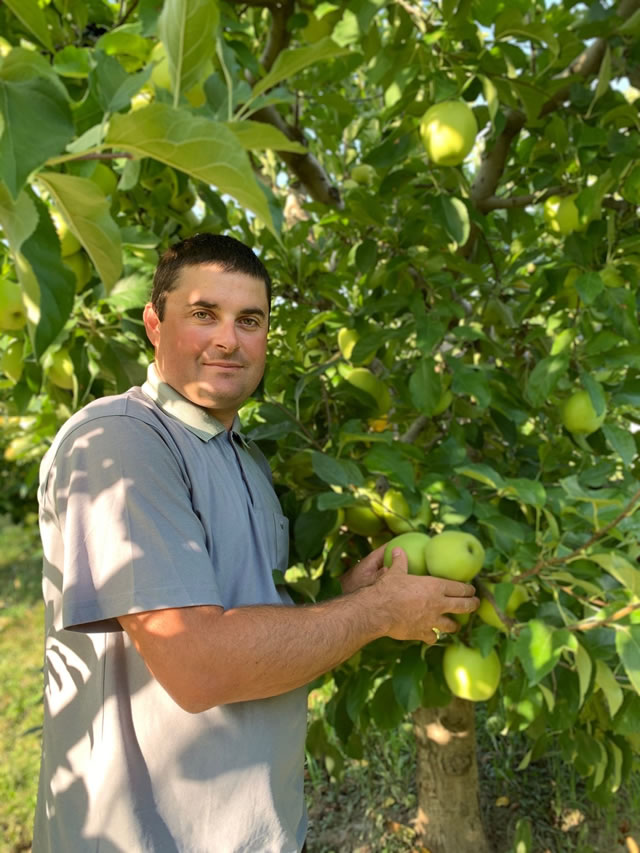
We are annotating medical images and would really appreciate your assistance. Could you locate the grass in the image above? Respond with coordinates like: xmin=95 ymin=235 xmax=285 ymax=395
xmin=0 ymin=515 xmax=44 ymax=853
xmin=2 ymin=515 xmax=639 ymax=853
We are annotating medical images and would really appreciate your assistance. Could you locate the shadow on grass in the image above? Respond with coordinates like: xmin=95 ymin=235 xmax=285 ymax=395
xmin=0 ymin=514 xmax=43 ymax=611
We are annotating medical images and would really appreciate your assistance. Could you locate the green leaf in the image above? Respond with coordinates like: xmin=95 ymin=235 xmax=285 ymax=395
xmin=580 ymin=372 xmax=606 ymax=418
xmin=364 ymin=444 xmax=415 ymax=491
xmin=514 ymin=621 xmax=577 ymax=685
xmin=480 ymin=75 xmax=499 ymax=123
xmin=588 ymin=45 xmax=611 ymax=114
xmin=311 ymin=452 xmax=364 ymax=488
xmin=524 ymin=355 xmax=569 ymax=408
xmin=616 ymin=626 xmax=640 ymax=694
xmin=574 ymin=642 xmax=593 ymax=708
xmin=225 ymin=121 xmax=307 ymax=154
xmin=37 ymin=172 xmax=122 ymax=290
xmin=158 ymin=0 xmax=220 ymax=101
xmin=106 ymin=103 xmax=277 ymax=234
xmin=90 ymin=52 xmax=152 ymax=114
xmin=354 ymin=239 xmax=377 ymax=275
xmin=250 ymin=38 xmax=350 ymax=103
xmin=449 ymin=362 xmax=491 ymax=409
xmin=294 ymin=504 xmax=337 ymax=562
xmin=503 ymin=477 xmax=547 ymax=508
xmin=574 ymin=272 xmax=604 ymax=305
xmin=439 ymin=196 xmax=470 ymax=246
xmin=595 ymin=660 xmax=623 ymax=718
xmin=590 ymin=553 xmax=640 ymax=596
xmin=20 ymin=195 xmax=75 ymax=358
xmin=3 ymin=0 xmax=53 ymax=51
xmin=370 ymin=679 xmax=405 ymax=729
xmin=393 ymin=646 xmax=427 ymax=713
xmin=455 ymin=463 xmax=505 ymax=489
xmin=0 ymin=77 xmax=74 ymax=198
xmin=602 ymin=424 xmax=636 ymax=468
xmin=0 ymin=183 xmax=39 ymax=253
xmin=409 ymin=356 xmax=442 ymax=416
xmin=345 ymin=669 xmax=372 ymax=722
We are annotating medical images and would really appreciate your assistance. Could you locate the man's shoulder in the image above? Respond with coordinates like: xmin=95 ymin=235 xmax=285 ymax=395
xmin=41 ymin=387 xmax=169 ymax=474
xmin=58 ymin=386 xmax=161 ymax=437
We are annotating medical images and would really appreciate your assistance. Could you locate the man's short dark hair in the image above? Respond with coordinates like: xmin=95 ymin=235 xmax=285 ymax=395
xmin=151 ymin=233 xmax=272 ymax=320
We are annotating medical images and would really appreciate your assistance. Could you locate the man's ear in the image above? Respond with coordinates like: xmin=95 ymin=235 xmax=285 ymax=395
xmin=143 ymin=302 xmax=160 ymax=347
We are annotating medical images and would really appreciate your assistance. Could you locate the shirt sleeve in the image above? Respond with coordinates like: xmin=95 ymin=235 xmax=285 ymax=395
xmin=44 ymin=414 xmax=223 ymax=631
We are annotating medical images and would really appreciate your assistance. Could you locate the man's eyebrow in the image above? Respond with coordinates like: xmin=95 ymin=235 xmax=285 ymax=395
xmin=188 ymin=299 xmax=267 ymax=318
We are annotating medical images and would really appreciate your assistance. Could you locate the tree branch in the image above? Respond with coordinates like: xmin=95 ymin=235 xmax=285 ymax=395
xmin=514 ymin=485 xmax=640 ymax=583
xmin=238 ymin=1 xmax=342 ymax=209
xmin=475 ymin=185 xmax=565 ymax=213
xmin=469 ymin=0 xmax=640 ymax=210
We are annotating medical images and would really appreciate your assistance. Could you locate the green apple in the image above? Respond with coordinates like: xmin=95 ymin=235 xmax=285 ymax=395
xmin=423 ymin=530 xmax=484 ymax=582
xmin=0 ymin=280 xmax=27 ymax=331
xmin=351 ymin=164 xmax=376 ymax=186
xmin=0 ymin=340 xmax=24 ymax=383
xmin=338 ymin=327 xmax=359 ymax=360
xmin=383 ymin=531 xmax=431 ymax=575
xmin=343 ymin=366 xmax=392 ymax=414
xmin=345 ymin=504 xmax=384 ymax=537
xmin=64 ymin=251 xmax=92 ymax=291
xmin=419 ymin=100 xmax=478 ymax=166
xmin=477 ymin=582 xmax=529 ymax=632
xmin=150 ymin=41 xmax=171 ymax=91
xmin=378 ymin=489 xmax=413 ymax=534
xmin=89 ymin=162 xmax=118 ymax=196
xmin=48 ymin=348 xmax=75 ymax=390
xmin=51 ymin=210 xmax=81 ymax=257
xmin=561 ymin=390 xmax=605 ymax=435
xmin=443 ymin=643 xmax=501 ymax=702
xmin=543 ymin=194 xmax=580 ymax=236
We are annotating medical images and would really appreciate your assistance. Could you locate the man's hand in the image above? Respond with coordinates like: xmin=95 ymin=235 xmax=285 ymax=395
xmin=370 ymin=547 xmax=479 ymax=644
xmin=339 ymin=543 xmax=388 ymax=594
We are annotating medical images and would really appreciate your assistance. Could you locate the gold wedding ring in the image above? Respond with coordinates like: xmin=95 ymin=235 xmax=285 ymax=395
xmin=432 ymin=627 xmax=441 ymax=640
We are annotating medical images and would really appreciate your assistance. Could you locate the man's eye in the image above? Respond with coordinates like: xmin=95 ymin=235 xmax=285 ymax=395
xmin=239 ymin=317 xmax=259 ymax=327
xmin=193 ymin=310 xmax=210 ymax=320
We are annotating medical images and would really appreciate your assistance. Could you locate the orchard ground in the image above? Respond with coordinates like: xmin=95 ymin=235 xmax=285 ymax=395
xmin=2 ymin=517 xmax=638 ymax=853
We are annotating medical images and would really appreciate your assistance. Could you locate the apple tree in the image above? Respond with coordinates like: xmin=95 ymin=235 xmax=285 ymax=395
xmin=1 ymin=1 xmax=640 ymax=851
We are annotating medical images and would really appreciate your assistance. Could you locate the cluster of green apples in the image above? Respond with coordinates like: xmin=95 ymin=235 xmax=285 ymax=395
xmin=344 ymin=486 xmax=433 ymax=538
xmin=379 ymin=526 xmax=530 ymax=702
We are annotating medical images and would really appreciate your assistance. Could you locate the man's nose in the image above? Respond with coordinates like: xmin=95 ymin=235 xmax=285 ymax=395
xmin=211 ymin=318 xmax=239 ymax=353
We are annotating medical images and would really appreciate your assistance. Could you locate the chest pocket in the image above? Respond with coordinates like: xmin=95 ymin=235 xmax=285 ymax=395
xmin=254 ymin=509 xmax=290 ymax=573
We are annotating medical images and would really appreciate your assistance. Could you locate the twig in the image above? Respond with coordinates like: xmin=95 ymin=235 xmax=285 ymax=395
xmin=514 ymin=485 xmax=640 ymax=582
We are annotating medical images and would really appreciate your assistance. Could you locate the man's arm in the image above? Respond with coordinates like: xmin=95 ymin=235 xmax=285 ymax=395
xmin=118 ymin=548 xmax=479 ymax=713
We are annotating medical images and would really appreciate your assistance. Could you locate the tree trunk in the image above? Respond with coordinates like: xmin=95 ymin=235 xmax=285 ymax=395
xmin=412 ymin=697 xmax=493 ymax=853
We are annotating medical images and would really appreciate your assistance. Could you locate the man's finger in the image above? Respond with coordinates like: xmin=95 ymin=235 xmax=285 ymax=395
xmin=390 ymin=547 xmax=408 ymax=573
xmin=441 ymin=581 xmax=478 ymax=598
xmin=445 ymin=595 xmax=480 ymax=613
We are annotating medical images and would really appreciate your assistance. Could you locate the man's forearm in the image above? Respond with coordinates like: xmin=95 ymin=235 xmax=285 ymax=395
xmin=120 ymin=553 xmax=479 ymax=713
xmin=128 ymin=584 xmax=388 ymax=713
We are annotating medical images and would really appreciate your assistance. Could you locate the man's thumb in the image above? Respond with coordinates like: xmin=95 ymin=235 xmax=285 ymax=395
xmin=391 ymin=547 xmax=408 ymax=572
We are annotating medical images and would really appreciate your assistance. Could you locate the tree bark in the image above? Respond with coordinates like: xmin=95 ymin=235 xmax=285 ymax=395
xmin=412 ymin=698 xmax=493 ymax=853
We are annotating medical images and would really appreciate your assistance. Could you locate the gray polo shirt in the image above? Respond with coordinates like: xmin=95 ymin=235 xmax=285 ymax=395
xmin=33 ymin=364 xmax=308 ymax=853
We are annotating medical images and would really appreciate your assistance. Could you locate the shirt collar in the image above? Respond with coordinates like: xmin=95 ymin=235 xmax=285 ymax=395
xmin=141 ymin=363 xmax=249 ymax=445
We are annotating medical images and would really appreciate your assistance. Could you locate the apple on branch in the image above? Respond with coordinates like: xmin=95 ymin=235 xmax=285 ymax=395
xmin=419 ymin=100 xmax=478 ymax=166
xmin=423 ymin=530 xmax=485 ymax=582
xmin=443 ymin=643 xmax=501 ymax=702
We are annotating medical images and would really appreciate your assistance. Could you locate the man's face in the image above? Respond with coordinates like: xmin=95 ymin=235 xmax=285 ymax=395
xmin=143 ymin=264 xmax=269 ymax=429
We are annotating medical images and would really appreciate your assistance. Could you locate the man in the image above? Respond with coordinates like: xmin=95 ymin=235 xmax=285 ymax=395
xmin=34 ymin=233 xmax=479 ymax=852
